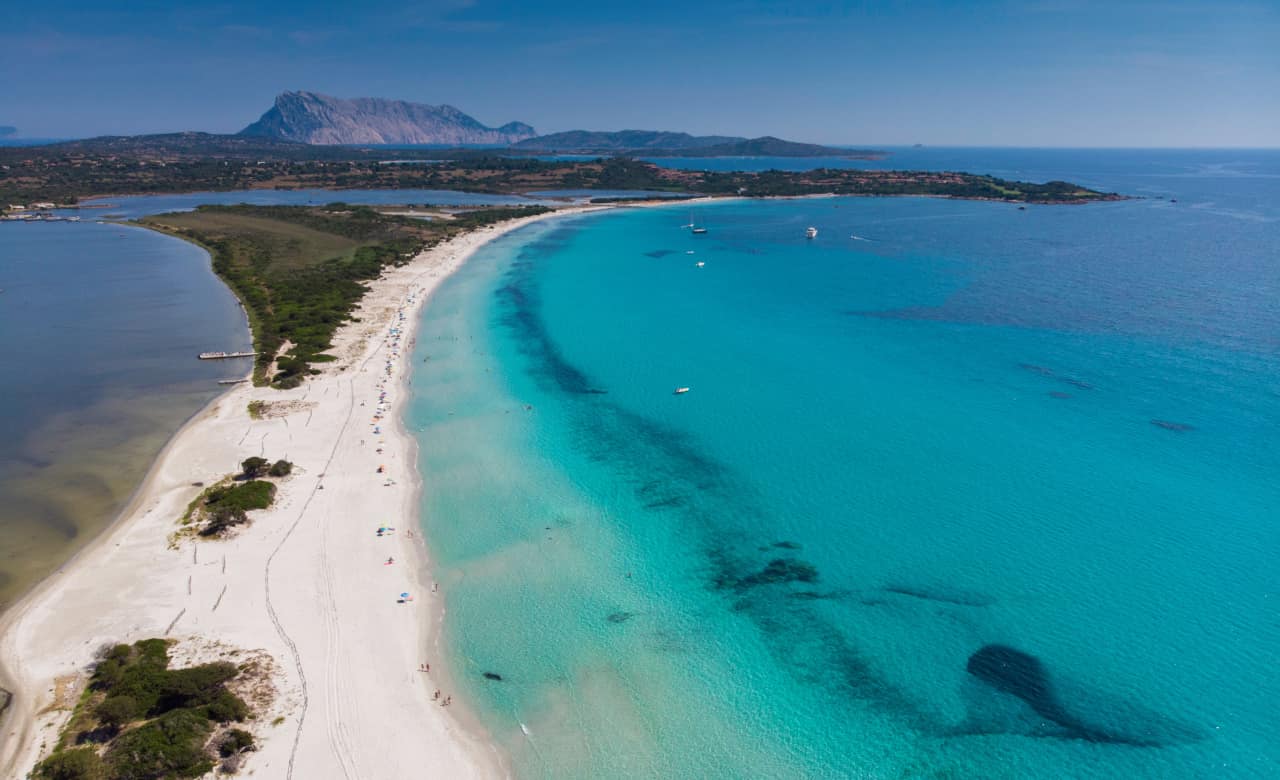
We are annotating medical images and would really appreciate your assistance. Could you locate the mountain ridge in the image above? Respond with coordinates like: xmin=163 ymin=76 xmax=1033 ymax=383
xmin=514 ymin=130 xmax=881 ymax=158
xmin=513 ymin=130 xmax=743 ymax=152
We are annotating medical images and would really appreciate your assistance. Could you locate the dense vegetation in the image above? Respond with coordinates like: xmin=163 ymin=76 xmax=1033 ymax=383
xmin=141 ymin=203 xmax=549 ymax=386
xmin=178 ymin=457 xmax=294 ymax=537
xmin=34 ymin=639 xmax=256 ymax=779
xmin=0 ymin=134 xmax=1119 ymax=205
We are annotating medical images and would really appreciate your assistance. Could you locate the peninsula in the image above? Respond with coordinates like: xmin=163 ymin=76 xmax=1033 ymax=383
xmin=0 ymin=200 xmax=605 ymax=778
xmin=0 ymin=135 xmax=1121 ymax=206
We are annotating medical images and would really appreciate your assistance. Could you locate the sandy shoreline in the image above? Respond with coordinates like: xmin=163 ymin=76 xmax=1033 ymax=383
xmin=0 ymin=203 xmax=616 ymax=779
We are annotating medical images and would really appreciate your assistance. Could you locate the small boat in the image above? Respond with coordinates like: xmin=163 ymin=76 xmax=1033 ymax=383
xmin=691 ymin=226 xmax=707 ymax=234
xmin=673 ymin=387 xmax=690 ymax=395
xmin=805 ymin=227 xmax=818 ymax=239
xmin=695 ymin=261 xmax=705 ymax=267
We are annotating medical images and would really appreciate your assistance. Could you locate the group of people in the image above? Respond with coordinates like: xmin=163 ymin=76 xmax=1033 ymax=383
xmin=366 ymin=289 xmax=457 ymax=710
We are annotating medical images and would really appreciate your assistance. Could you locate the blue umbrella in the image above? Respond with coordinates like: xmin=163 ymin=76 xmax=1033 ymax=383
xmin=400 ymin=592 xmax=410 ymax=599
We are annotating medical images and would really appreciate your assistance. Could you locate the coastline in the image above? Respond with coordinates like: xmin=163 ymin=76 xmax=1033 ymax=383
xmin=0 ymin=203 xmax=615 ymax=778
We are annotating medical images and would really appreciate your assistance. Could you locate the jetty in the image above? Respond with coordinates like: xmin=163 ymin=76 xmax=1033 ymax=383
xmin=198 ymin=351 xmax=258 ymax=360
xmin=217 ymin=378 xmax=249 ymax=385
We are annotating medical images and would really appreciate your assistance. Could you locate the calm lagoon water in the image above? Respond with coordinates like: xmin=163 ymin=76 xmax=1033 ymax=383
xmin=0 ymin=222 xmax=248 ymax=611
xmin=409 ymin=151 xmax=1280 ymax=778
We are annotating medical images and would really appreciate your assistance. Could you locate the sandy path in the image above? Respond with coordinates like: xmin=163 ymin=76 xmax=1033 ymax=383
xmin=0 ymin=204 xmax=609 ymax=779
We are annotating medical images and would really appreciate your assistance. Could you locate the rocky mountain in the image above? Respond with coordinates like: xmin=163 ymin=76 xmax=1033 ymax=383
xmin=240 ymin=91 xmax=535 ymax=146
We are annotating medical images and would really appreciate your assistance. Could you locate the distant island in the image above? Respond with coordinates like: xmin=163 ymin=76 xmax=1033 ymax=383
xmin=238 ymin=91 xmax=876 ymax=158
xmin=511 ymin=130 xmax=881 ymax=159
xmin=0 ymin=126 xmax=15 ymax=137
xmin=512 ymin=129 xmax=743 ymax=152
xmin=0 ymin=133 xmax=1122 ymax=206
xmin=240 ymin=91 xmax=536 ymax=145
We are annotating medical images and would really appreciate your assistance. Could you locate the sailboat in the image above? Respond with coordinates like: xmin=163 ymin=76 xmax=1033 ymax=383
xmin=687 ymin=211 xmax=707 ymax=234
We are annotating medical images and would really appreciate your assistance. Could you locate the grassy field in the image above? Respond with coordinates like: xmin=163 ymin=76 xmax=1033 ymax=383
xmin=145 ymin=210 xmax=363 ymax=270
xmin=140 ymin=204 xmax=549 ymax=386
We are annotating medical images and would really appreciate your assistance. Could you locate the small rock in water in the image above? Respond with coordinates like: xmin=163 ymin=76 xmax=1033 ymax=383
xmin=735 ymin=558 xmax=819 ymax=590
xmin=606 ymin=611 xmax=634 ymax=624
xmin=482 ymin=672 xmax=503 ymax=681
xmin=1018 ymin=363 xmax=1056 ymax=377
xmin=1151 ymin=419 xmax=1195 ymax=432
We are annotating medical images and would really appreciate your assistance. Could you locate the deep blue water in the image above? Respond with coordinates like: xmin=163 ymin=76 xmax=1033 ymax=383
xmin=410 ymin=150 xmax=1280 ymax=778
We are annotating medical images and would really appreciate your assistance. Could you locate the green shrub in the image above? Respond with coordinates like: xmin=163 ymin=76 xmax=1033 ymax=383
xmin=94 ymin=695 xmax=138 ymax=731
xmin=104 ymin=709 xmax=214 ymax=779
xmin=205 ymin=481 xmax=275 ymax=513
xmin=218 ymin=729 xmax=255 ymax=757
xmin=267 ymin=459 xmax=293 ymax=477
xmin=154 ymin=662 xmax=239 ymax=714
xmin=34 ymin=747 xmax=105 ymax=780
xmin=199 ymin=506 xmax=248 ymax=537
xmin=240 ymin=457 xmax=269 ymax=479
xmin=203 ymin=690 xmax=250 ymax=724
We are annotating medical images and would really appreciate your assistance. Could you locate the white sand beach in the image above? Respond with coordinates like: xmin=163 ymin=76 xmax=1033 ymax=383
xmin=0 ymin=205 xmax=607 ymax=779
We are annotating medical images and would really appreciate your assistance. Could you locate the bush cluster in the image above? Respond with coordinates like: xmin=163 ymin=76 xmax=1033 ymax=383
xmin=197 ymin=480 xmax=276 ymax=537
xmin=34 ymin=639 xmax=254 ymax=780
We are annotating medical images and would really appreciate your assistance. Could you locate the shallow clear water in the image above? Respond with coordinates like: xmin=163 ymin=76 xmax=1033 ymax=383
xmin=410 ymin=151 xmax=1280 ymax=778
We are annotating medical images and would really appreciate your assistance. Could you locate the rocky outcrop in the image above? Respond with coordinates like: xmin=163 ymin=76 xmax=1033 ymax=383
xmin=240 ymin=91 xmax=535 ymax=145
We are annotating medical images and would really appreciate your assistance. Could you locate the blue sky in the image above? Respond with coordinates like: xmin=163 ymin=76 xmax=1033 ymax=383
xmin=1 ymin=0 xmax=1277 ymax=146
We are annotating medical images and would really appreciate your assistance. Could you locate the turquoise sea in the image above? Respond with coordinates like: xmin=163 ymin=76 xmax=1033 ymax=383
xmin=408 ymin=151 xmax=1280 ymax=778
